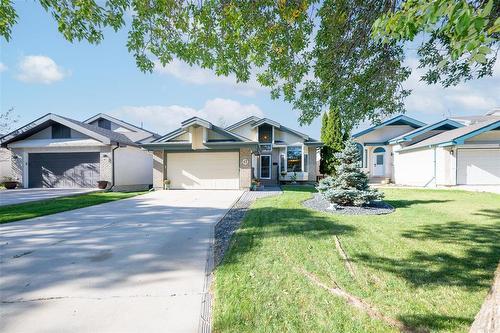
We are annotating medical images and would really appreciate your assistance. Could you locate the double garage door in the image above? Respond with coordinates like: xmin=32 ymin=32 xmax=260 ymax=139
xmin=167 ymin=152 xmax=240 ymax=189
xmin=457 ymin=149 xmax=500 ymax=185
xmin=29 ymin=152 xmax=100 ymax=188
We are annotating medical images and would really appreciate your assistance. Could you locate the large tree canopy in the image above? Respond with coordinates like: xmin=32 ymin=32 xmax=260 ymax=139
xmin=1 ymin=1 xmax=497 ymax=128
xmin=373 ymin=0 xmax=500 ymax=87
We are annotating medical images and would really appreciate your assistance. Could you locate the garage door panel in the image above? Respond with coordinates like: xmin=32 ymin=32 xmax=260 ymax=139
xmin=167 ymin=152 xmax=239 ymax=189
xmin=457 ymin=149 xmax=500 ymax=185
xmin=29 ymin=153 xmax=100 ymax=188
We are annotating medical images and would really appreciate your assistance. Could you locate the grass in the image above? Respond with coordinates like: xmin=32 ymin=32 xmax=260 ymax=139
xmin=213 ymin=186 xmax=500 ymax=333
xmin=0 ymin=191 xmax=145 ymax=224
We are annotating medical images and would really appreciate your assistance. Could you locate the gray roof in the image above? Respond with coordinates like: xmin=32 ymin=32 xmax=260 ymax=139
xmin=58 ymin=116 xmax=137 ymax=146
xmin=401 ymin=117 xmax=500 ymax=151
xmin=1 ymin=113 xmax=137 ymax=147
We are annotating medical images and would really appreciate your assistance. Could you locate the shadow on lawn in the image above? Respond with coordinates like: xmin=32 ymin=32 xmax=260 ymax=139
xmin=221 ymin=206 xmax=356 ymax=266
xmin=473 ymin=208 xmax=500 ymax=220
xmin=399 ymin=313 xmax=472 ymax=332
xmin=384 ymin=199 xmax=451 ymax=209
xmin=355 ymin=220 xmax=500 ymax=330
xmin=356 ymin=221 xmax=500 ymax=289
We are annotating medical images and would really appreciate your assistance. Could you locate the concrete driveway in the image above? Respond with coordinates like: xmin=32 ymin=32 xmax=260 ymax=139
xmin=0 ymin=188 xmax=98 ymax=206
xmin=0 ymin=190 xmax=242 ymax=333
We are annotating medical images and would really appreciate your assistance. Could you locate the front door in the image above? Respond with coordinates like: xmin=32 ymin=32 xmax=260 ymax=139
xmin=373 ymin=153 xmax=384 ymax=177
xmin=260 ymin=155 xmax=271 ymax=179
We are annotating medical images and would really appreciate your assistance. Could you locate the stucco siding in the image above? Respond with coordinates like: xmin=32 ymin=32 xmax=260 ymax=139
xmin=230 ymin=124 xmax=257 ymax=141
xmin=394 ymin=147 xmax=436 ymax=186
xmin=152 ymin=150 xmax=165 ymax=190
xmin=114 ymin=147 xmax=152 ymax=186
xmin=358 ymin=125 xmax=416 ymax=143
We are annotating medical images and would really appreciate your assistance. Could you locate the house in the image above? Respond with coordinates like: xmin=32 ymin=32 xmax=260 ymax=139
xmin=352 ymin=115 xmax=426 ymax=182
xmin=142 ymin=116 xmax=322 ymax=190
xmin=353 ymin=109 xmax=500 ymax=186
xmin=0 ymin=113 xmax=157 ymax=190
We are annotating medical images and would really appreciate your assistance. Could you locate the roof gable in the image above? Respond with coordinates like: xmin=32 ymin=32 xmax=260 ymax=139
xmin=388 ymin=119 xmax=464 ymax=144
xmin=401 ymin=119 xmax=500 ymax=151
xmin=352 ymin=115 xmax=426 ymax=139
xmin=84 ymin=113 xmax=156 ymax=135
xmin=1 ymin=113 xmax=136 ymax=147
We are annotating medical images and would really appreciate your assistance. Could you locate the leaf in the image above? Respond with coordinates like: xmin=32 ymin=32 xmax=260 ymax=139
xmin=481 ymin=0 xmax=493 ymax=16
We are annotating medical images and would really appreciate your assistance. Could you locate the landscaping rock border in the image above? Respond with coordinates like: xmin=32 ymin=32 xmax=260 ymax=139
xmin=214 ymin=188 xmax=282 ymax=266
xmin=303 ymin=193 xmax=394 ymax=215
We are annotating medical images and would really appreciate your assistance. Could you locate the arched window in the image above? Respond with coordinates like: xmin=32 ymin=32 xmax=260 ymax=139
xmin=373 ymin=147 xmax=386 ymax=153
xmin=355 ymin=143 xmax=363 ymax=167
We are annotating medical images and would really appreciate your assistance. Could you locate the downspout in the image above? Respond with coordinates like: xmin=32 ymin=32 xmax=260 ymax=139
xmin=108 ymin=143 xmax=120 ymax=191
xmin=433 ymin=146 xmax=437 ymax=188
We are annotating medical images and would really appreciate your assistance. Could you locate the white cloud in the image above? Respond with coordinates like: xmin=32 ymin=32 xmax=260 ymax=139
xmin=403 ymin=57 xmax=500 ymax=119
xmin=16 ymin=55 xmax=67 ymax=84
xmin=0 ymin=63 xmax=7 ymax=73
xmin=154 ymin=59 xmax=267 ymax=97
xmin=112 ymin=98 xmax=264 ymax=133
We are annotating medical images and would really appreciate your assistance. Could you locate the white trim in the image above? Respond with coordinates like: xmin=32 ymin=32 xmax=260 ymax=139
xmin=260 ymin=154 xmax=271 ymax=179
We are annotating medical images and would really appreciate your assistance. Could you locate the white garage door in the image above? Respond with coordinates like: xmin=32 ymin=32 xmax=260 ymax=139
xmin=167 ymin=152 xmax=240 ymax=189
xmin=457 ymin=149 xmax=500 ymax=185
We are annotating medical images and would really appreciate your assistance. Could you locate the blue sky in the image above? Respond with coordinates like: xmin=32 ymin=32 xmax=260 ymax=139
xmin=1 ymin=3 xmax=499 ymax=138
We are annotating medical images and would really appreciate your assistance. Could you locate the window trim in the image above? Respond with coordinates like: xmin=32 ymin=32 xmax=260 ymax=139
xmin=260 ymin=154 xmax=272 ymax=179
xmin=286 ymin=145 xmax=303 ymax=173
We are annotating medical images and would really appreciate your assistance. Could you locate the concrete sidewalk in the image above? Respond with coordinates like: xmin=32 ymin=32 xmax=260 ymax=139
xmin=0 ymin=190 xmax=242 ymax=333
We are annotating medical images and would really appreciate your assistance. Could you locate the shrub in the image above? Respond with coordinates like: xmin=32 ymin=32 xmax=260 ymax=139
xmin=317 ymin=141 xmax=383 ymax=207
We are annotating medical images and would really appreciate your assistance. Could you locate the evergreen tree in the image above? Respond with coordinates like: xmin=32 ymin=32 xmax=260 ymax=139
xmin=319 ymin=112 xmax=332 ymax=175
xmin=317 ymin=141 xmax=383 ymax=207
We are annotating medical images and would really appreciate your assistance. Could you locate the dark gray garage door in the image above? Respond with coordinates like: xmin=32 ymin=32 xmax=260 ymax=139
xmin=28 ymin=153 xmax=100 ymax=188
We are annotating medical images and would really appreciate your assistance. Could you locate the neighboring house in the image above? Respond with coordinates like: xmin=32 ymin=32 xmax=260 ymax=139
xmin=0 ymin=113 xmax=156 ymax=190
xmin=352 ymin=115 xmax=426 ymax=181
xmin=0 ymin=133 xmax=12 ymax=181
xmin=142 ymin=116 xmax=322 ymax=190
xmin=353 ymin=109 xmax=500 ymax=186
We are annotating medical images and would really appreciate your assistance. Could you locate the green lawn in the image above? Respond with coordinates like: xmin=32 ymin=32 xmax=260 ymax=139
xmin=213 ymin=187 xmax=500 ymax=333
xmin=0 ymin=191 xmax=145 ymax=224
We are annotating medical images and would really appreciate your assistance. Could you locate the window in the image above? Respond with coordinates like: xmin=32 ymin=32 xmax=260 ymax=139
xmin=376 ymin=154 xmax=384 ymax=165
xmin=304 ymin=154 xmax=308 ymax=172
xmin=97 ymin=118 xmax=111 ymax=130
xmin=260 ymin=144 xmax=272 ymax=152
xmin=258 ymin=124 xmax=272 ymax=143
xmin=287 ymin=146 xmax=302 ymax=172
xmin=280 ymin=154 xmax=285 ymax=173
xmin=364 ymin=149 xmax=368 ymax=168
xmin=373 ymin=147 xmax=386 ymax=153
xmin=260 ymin=155 xmax=271 ymax=179
xmin=52 ymin=124 xmax=71 ymax=139
xmin=355 ymin=143 xmax=363 ymax=167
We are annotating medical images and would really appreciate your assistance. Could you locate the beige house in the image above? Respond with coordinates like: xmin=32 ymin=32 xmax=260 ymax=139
xmin=142 ymin=116 xmax=322 ymax=190
xmin=353 ymin=110 xmax=500 ymax=186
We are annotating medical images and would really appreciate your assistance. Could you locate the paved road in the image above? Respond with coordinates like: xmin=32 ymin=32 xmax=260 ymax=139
xmin=0 ymin=190 xmax=242 ymax=333
xmin=0 ymin=188 xmax=98 ymax=206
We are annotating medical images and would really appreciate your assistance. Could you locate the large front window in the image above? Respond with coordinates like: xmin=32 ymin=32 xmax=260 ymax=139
xmin=287 ymin=146 xmax=302 ymax=172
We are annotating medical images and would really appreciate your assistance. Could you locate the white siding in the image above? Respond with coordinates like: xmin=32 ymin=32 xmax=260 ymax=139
xmin=114 ymin=147 xmax=153 ymax=186
xmin=230 ymin=124 xmax=257 ymax=141
xmin=394 ymin=147 xmax=436 ymax=186
xmin=359 ymin=125 xmax=416 ymax=143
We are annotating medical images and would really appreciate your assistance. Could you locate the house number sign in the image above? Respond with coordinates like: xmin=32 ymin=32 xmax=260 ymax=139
xmin=241 ymin=158 xmax=249 ymax=166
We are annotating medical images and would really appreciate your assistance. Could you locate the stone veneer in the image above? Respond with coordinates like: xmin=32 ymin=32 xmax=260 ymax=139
xmin=239 ymin=147 xmax=252 ymax=189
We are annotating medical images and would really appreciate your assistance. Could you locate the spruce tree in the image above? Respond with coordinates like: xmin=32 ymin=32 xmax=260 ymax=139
xmin=317 ymin=141 xmax=383 ymax=207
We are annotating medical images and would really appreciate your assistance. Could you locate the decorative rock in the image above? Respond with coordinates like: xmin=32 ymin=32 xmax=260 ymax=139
xmin=303 ymin=193 xmax=394 ymax=215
